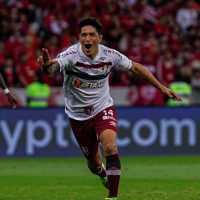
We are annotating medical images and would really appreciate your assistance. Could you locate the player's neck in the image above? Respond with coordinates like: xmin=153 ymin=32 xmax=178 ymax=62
xmin=88 ymin=49 xmax=98 ymax=59
xmin=82 ymin=46 xmax=99 ymax=60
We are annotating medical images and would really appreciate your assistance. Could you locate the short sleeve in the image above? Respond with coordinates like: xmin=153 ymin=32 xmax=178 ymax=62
xmin=110 ymin=49 xmax=132 ymax=70
xmin=116 ymin=53 xmax=132 ymax=70
xmin=54 ymin=46 xmax=77 ymax=71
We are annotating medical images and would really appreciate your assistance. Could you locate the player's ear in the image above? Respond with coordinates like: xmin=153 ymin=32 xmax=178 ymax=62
xmin=98 ymin=34 xmax=103 ymax=43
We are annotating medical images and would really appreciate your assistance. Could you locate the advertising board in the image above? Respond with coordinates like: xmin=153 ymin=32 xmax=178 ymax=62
xmin=0 ymin=107 xmax=199 ymax=157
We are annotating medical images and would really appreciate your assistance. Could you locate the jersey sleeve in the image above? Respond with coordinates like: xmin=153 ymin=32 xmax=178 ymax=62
xmin=111 ymin=50 xmax=132 ymax=70
xmin=54 ymin=46 xmax=76 ymax=71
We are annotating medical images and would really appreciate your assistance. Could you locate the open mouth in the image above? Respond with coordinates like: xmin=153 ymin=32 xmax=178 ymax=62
xmin=85 ymin=44 xmax=92 ymax=49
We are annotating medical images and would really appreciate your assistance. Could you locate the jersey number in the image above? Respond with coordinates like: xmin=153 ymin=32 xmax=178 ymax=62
xmin=103 ymin=110 xmax=113 ymax=116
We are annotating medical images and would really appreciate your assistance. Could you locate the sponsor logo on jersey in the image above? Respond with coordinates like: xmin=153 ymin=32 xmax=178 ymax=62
xmin=72 ymin=78 xmax=104 ymax=88
xmin=62 ymin=51 xmax=77 ymax=57
xmin=57 ymin=51 xmax=77 ymax=58
xmin=104 ymin=49 xmax=122 ymax=58
xmin=103 ymin=115 xmax=116 ymax=121
xmin=73 ymin=78 xmax=81 ymax=87
xmin=109 ymin=121 xmax=117 ymax=127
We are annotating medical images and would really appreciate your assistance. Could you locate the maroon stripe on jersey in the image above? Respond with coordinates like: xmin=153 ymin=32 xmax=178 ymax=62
xmin=74 ymin=62 xmax=112 ymax=69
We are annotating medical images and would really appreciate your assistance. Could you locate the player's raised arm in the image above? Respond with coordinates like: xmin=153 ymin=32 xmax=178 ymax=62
xmin=37 ymin=48 xmax=60 ymax=74
xmin=130 ymin=61 xmax=182 ymax=102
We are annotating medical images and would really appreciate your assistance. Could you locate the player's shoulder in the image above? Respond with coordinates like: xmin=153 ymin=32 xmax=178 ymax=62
xmin=100 ymin=44 xmax=123 ymax=59
xmin=56 ymin=44 xmax=79 ymax=58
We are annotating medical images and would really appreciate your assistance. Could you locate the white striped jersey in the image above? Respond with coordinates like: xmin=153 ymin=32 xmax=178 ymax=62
xmin=54 ymin=43 xmax=132 ymax=120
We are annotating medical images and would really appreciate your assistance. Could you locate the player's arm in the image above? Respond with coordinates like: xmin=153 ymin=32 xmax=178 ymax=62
xmin=129 ymin=61 xmax=182 ymax=101
xmin=0 ymin=73 xmax=8 ymax=91
xmin=37 ymin=48 xmax=60 ymax=74
xmin=0 ymin=73 xmax=18 ymax=108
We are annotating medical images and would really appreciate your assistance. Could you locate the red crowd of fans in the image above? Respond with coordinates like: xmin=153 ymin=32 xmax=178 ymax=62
xmin=0 ymin=0 xmax=200 ymax=105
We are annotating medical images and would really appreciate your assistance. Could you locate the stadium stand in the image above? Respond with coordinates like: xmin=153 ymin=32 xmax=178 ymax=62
xmin=0 ymin=0 xmax=200 ymax=106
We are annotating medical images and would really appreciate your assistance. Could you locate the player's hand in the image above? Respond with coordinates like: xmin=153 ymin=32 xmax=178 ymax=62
xmin=160 ymin=85 xmax=182 ymax=102
xmin=6 ymin=93 xmax=18 ymax=109
xmin=37 ymin=48 xmax=52 ymax=67
xmin=37 ymin=48 xmax=59 ymax=74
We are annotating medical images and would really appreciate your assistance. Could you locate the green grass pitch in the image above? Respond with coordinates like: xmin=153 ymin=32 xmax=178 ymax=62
xmin=0 ymin=156 xmax=200 ymax=200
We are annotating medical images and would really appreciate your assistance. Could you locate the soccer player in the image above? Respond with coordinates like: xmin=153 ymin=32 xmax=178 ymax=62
xmin=0 ymin=73 xmax=18 ymax=108
xmin=37 ymin=17 xmax=181 ymax=200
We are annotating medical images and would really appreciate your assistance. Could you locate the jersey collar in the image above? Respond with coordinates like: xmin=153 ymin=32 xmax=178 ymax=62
xmin=79 ymin=43 xmax=101 ymax=62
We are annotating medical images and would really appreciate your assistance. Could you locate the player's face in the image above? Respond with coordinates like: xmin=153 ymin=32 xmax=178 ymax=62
xmin=79 ymin=25 xmax=102 ymax=59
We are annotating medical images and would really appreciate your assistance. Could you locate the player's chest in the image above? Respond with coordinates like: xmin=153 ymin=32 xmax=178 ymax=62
xmin=72 ymin=60 xmax=113 ymax=76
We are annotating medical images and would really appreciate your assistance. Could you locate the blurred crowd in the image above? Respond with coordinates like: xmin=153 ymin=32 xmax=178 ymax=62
xmin=0 ymin=0 xmax=200 ymax=106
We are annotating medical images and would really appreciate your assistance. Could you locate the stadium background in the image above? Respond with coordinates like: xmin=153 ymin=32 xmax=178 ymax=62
xmin=0 ymin=0 xmax=200 ymax=156
xmin=0 ymin=1 xmax=200 ymax=199
xmin=0 ymin=0 xmax=200 ymax=107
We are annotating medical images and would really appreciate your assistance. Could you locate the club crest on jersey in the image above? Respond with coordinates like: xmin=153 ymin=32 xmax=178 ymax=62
xmin=72 ymin=78 xmax=104 ymax=88
xmin=101 ymin=65 xmax=109 ymax=74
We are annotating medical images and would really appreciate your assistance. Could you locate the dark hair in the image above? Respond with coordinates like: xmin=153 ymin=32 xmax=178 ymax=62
xmin=79 ymin=17 xmax=103 ymax=35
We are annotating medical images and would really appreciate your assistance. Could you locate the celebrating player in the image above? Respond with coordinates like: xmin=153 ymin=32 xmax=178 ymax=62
xmin=0 ymin=73 xmax=18 ymax=108
xmin=37 ymin=17 xmax=181 ymax=200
